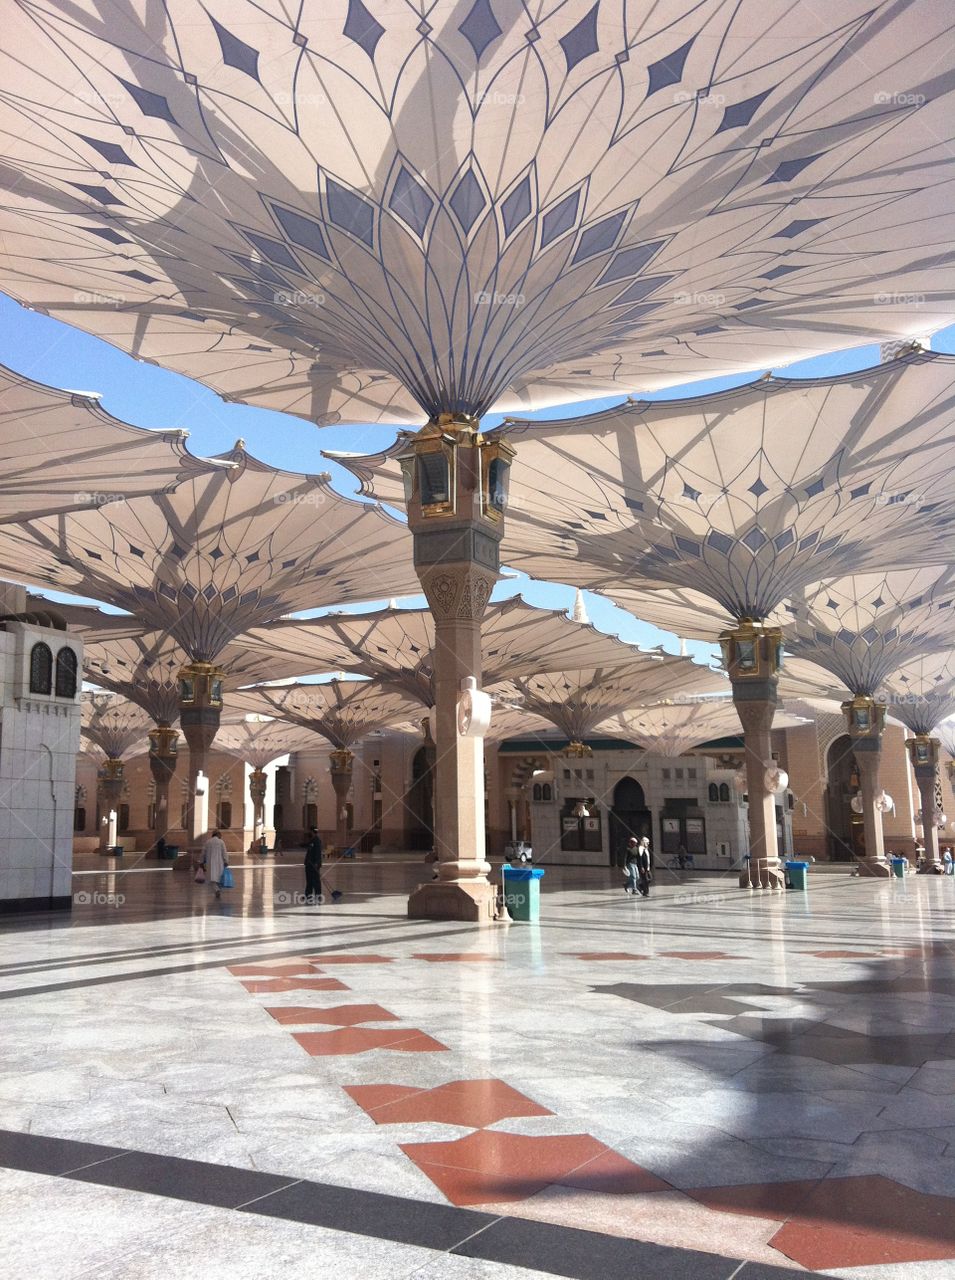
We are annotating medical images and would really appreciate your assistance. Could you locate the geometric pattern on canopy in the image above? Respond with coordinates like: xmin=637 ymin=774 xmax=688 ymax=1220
xmin=489 ymin=658 xmax=727 ymax=740
xmin=80 ymin=690 xmax=153 ymax=760
xmin=226 ymin=680 xmax=424 ymax=749
xmin=779 ymin=568 xmax=955 ymax=696
xmin=0 ymin=445 xmax=416 ymax=661
xmin=0 ymin=362 xmax=216 ymax=520
xmin=598 ymin=697 xmax=807 ymax=757
xmin=81 ymin=629 xmax=320 ymax=726
xmin=336 ymin=353 xmax=955 ymax=623
xmin=881 ymin=652 xmax=955 ymax=736
xmin=213 ymin=717 xmax=323 ymax=770
xmin=243 ymin=596 xmax=642 ymax=707
xmin=1 ymin=4 xmax=954 ymax=423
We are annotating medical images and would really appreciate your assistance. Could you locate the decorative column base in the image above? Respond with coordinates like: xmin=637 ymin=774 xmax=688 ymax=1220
xmin=408 ymin=878 xmax=497 ymax=922
xmin=738 ymin=858 xmax=785 ymax=891
xmin=857 ymin=857 xmax=892 ymax=878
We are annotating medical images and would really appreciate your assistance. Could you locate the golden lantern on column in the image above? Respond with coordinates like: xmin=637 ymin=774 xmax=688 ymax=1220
xmin=718 ymin=619 xmax=784 ymax=680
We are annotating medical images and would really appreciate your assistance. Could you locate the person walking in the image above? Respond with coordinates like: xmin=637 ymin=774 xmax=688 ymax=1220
xmin=201 ymin=829 xmax=228 ymax=900
xmin=623 ymin=837 xmax=641 ymax=895
xmin=636 ymin=835 xmax=653 ymax=897
xmin=304 ymin=827 xmax=324 ymax=904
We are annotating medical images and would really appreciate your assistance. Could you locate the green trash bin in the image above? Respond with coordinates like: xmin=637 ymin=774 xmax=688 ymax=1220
xmin=891 ymin=857 xmax=907 ymax=879
xmin=502 ymin=864 xmax=545 ymax=922
xmin=785 ymin=860 xmax=809 ymax=890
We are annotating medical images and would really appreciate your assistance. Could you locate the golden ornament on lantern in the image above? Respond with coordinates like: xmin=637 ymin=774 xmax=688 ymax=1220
xmin=841 ymin=694 xmax=887 ymax=739
xmin=398 ymin=414 xmax=514 ymax=525
xmin=906 ymin=734 xmax=940 ymax=769
xmin=177 ymin=660 xmax=224 ymax=708
xmin=718 ymin=619 xmax=784 ymax=680
xmin=562 ymin=740 xmax=593 ymax=759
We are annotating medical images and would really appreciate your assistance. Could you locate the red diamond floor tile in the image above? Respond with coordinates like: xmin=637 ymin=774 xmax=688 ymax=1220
xmin=291 ymin=1027 xmax=448 ymax=1056
xmin=412 ymin=953 xmax=502 ymax=962
xmin=344 ymin=1079 xmax=552 ymax=1128
xmin=690 ymin=1174 xmax=955 ymax=1269
xmin=658 ymin=951 xmax=744 ymax=960
xmin=227 ymin=963 xmax=320 ymax=977
xmin=301 ymin=954 xmax=394 ymax=964
xmin=264 ymin=1004 xmax=399 ymax=1027
xmin=565 ymin=952 xmax=650 ymax=961
xmin=400 ymin=1130 xmax=670 ymax=1206
xmin=238 ymin=977 xmax=349 ymax=993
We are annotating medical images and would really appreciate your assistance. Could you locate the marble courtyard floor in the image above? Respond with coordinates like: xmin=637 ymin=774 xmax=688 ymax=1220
xmin=1 ymin=856 xmax=954 ymax=1280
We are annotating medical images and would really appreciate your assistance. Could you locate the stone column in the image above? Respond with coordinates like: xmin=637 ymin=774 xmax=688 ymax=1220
xmin=842 ymin=696 xmax=890 ymax=877
xmin=97 ymin=759 xmax=124 ymax=852
xmin=329 ymin=748 xmax=354 ymax=852
xmin=177 ymin=661 xmax=224 ymax=851
xmin=248 ymin=768 xmax=267 ymax=839
xmin=402 ymin=416 xmax=512 ymax=922
xmin=720 ymin=621 xmax=785 ymax=890
xmin=907 ymin=735 xmax=942 ymax=868
xmin=147 ymin=725 xmax=178 ymax=850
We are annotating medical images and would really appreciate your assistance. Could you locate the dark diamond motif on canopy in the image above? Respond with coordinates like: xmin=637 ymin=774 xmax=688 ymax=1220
xmin=211 ymin=17 xmax=260 ymax=80
xmin=459 ymin=0 xmax=503 ymax=61
xmin=344 ymin=0 xmax=385 ymax=60
xmin=646 ymin=39 xmax=694 ymax=96
xmin=560 ymin=4 xmax=600 ymax=72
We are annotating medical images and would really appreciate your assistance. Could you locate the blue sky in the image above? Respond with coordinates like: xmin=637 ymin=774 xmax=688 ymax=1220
xmin=2 ymin=291 xmax=952 ymax=667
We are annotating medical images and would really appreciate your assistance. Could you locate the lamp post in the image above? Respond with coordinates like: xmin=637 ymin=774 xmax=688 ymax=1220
xmin=841 ymin=695 xmax=891 ymax=877
xmin=177 ymin=660 xmax=224 ymax=850
xmin=147 ymin=725 xmax=178 ymax=851
xmin=906 ymin=734 xmax=943 ymax=869
xmin=97 ymin=758 xmax=124 ymax=852
xmin=400 ymin=416 xmax=513 ymax=922
xmin=328 ymin=747 xmax=354 ymax=853
xmin=248 ymin=768 xmax=268 ymax=842
xmin=719 ymin=620 xmax=786 ymax=890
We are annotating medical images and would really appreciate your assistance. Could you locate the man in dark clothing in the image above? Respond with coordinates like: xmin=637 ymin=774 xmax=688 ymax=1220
xmin=304 ymin=828 xmax=324 ymax=903
xmin=635 ymin=836 xmax=653 ymax=897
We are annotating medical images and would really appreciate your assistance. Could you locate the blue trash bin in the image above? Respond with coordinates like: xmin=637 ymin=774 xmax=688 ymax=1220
xmin=502 ymin=864 xmax=545 ymax=922
xmin=891 ymin=857 xmax=907 ymax=879
xmin=785 ymin=860 xmax=810 ymax=890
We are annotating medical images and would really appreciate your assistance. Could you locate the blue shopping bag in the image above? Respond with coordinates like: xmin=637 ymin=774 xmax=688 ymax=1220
xmin=220 ymin=866 xmax=235 ymax=890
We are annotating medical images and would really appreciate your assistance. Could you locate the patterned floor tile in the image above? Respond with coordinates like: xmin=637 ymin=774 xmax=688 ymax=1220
xmin=412 ymin=954 xmax=502 ymax=963
xmin=401 ymin=1130 xmax=670 ymax=1206
xmin=344 ymin=1080 xmax=552 ymax=1128
xmin=264 ymin=1004 xmax=400 ymax=1027
xmin=291 ymin=1028 xmax=448 ymax=1056
xmin=238 ymin=977 xmax=349 ymax=993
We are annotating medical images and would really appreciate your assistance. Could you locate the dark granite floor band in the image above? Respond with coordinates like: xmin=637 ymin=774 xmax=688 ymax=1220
xmin=0 ymin=1128 xmax=835 ymax=1280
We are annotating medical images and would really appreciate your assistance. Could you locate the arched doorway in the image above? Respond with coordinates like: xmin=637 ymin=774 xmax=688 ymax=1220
xmin=826 ymin=735 xmax=864 ymax=861
xmin=406 ymin=745 xmax=435 ymax=850
xmin=609 ymin=776 xmax=652 ymax=866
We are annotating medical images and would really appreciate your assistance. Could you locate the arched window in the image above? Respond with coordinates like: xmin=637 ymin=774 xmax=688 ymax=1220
xmin=73 ymin=806 xmax=86 ymax=832
xmin=303 ymin=802 xmax=317 ymax=830
xmin=719 ymin=783 xmax=730 ymax=803
xmin=532 ymin=783 xmax=542 ymax=802
xmin=542 ymin=784 xmax=553 ymax=802
xmin=708 ymin=783 xmax=719 ymax=802
xmin=55 ymin=647 xmax=78 ymax=698
xmin=217 ymin=800 xmax=232 ymax=829
xmin=29 ymin=642 xmax=52 ymax=694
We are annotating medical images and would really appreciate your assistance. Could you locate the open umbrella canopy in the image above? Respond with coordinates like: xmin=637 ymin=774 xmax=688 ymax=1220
xmin=1 ymin=3 xmax=954 ymax=422
xmin=227 ymin=679 xmax=424 ymax=750
xmin=490 ymin=656 xmax=726 ymax=740
xmin=334 ymin=352 xmax=955 ymax=626
xmin=243 ymin=595 xmax=645 ymax=707
xmin=0 ymin=362 xmax=218 ymax=521
xmin=0 ymin=444 xmax=416 ymax=661
xmin=882 ymin=652 xmax=955 ymax=736
xmin=598 ymin=696 xmax=808 ymax=757
xmin=80 ymin=690 xmax=153 ymax=760
xmin=214 ymin=717 xmax=324 ymax=770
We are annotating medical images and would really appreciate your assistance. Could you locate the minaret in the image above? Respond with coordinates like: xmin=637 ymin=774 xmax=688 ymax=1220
xmin=571 ymin=589 xmax=589 ymax=625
